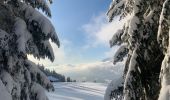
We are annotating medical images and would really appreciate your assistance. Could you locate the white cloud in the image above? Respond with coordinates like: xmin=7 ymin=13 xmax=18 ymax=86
xmin=82 ymin=13 xmax=124 ymax=47
xmin=50 ymin=60 xmax=125 ymax=83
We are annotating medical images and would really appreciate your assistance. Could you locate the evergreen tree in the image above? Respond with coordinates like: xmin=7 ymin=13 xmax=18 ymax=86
xmin=105 ymin=0 xmax=170 ymax=99
xmin=39 ymin=65 xmax=66 ymax=82
xmin=67 ymin=77 xmax=71 ymax=82
xmin=0 ymin=0 xmax=60 ymax=100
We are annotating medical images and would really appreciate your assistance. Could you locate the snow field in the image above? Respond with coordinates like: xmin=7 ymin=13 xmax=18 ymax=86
xmin=47 ymin=82 xmax=107 ymax=100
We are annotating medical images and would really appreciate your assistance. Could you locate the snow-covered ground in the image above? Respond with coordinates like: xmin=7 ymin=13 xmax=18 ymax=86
xmin=46 ymin=82 xmax=107 ymax=100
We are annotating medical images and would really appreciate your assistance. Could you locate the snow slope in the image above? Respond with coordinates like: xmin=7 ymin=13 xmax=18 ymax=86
xmin=46 ymin=82 xmax=107 ymax=100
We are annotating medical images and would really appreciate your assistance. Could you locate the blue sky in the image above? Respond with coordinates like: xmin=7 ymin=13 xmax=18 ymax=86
xmin=49 ymin=0 xmax=114 ymax=64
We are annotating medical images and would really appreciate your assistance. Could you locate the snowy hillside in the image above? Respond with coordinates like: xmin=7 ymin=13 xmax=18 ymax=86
xmin=46 ymin=82 xmax=107 ymax=100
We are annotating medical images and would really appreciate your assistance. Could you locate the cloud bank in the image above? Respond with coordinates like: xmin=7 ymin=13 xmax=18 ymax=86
xmin=50 ymin=59 xmax=124 ymax=83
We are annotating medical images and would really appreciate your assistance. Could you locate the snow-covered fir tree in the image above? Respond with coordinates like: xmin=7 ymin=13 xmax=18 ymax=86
xmin=104 ymin=0 xmax=170 ymax=100
xmin=0 ymin=0 xmax=60 ymax=100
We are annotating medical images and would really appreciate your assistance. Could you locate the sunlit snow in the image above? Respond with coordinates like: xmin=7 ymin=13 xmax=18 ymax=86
xmin=47 ymin=82 xmax=107 ymax=100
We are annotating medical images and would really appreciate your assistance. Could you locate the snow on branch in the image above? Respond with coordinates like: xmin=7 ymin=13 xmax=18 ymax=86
xmin=157 ymin=0 xmax=170 ymax=52
xmin=158 ymin=0 xmax=170 ymax=97
xmin=104 ymin=77 xmax=123 ymax=100
xmin=20 ymin=3 xmax=60 ymax=47
xmin=110 ymin=29 xmax=124 ymax=47
xmin=25 ymin=60 xmax=54 ymax=91
xmin=0 ymin=29 xmax=9 ymax=50
xmin=113 ymin=44 xmax=128 ymax=64
xmin=40 ymin=40 xmax=55 ymax=61
xmin=123 ymin=48 xmax=138 ymax=99
xmin=0 ymin=80 xmax=12 ymax=100
xmin=107 ymin=0 xmax=125 ymax=22
xmin=31 ymin=82 xmax=48 ymax=100
xmin=158 ymin=54 xmax=170 ymax=100
xmin=13 ymin=17 xmax=32 ymax=54
xmin=21 ymin=0 xmax=52 ymax=17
